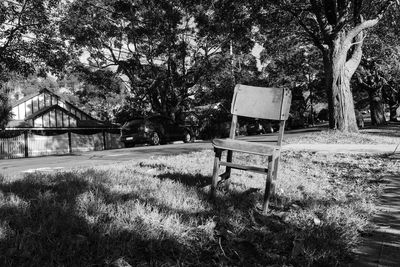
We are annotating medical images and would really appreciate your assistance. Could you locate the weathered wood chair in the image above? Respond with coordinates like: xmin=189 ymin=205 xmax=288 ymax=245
xmin=210 ymin=84 xmax=292 ymax=214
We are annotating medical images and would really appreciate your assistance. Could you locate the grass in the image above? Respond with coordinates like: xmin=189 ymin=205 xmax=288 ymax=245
xmin=0 ymin=150 xmax=397 ymax=266
xmin=285 ymin=124 xmax=400 ymax=144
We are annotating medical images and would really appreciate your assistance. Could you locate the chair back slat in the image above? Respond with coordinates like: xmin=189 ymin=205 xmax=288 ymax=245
xmin=231 ymin=84 xmax=291 ymax=120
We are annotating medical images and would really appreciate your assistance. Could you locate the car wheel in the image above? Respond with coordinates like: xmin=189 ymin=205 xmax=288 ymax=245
xmin=183 ymin=131 xmax=193 ymax=143
xmin=150 ymin=132 xmax=161 ymax=145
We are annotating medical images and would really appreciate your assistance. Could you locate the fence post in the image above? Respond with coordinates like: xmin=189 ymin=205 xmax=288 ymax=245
xmin=24 ymin=131 xmax=28 ymax=158
xmin=68 ymin=131 xmax=72 ymax=154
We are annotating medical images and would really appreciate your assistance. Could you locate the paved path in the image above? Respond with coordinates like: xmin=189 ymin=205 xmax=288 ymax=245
xmin=0 ymin=142 xmax=211 ymax=176
xmin=351 ymin=173 xmax=400 ymax=266
xmin=2 ymin=141 xmax=398 ymax=176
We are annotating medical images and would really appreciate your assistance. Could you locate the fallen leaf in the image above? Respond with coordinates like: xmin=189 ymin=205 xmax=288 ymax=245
xmin=313 ymin=217 xmax=321 ymax=226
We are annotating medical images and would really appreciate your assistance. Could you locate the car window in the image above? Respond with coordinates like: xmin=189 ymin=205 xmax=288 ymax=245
xmin=123 ymin=119 xmax=145 ymax=128
xmin=148 ymin=116 xmax=175 ymax=125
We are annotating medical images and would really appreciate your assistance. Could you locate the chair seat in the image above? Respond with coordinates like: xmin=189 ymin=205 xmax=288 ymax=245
xmin=212 ymin=138 xmax=280 ymax=155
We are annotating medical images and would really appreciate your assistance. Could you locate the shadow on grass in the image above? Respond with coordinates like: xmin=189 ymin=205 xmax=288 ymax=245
xmin=0 ymin=169 xmax=360 ymax=266
xmin=156 ymin=172 xmax=211 ymax=187
xmin=310 ymin=153 xmax=400 ymax=180
xmin=0 ymin=171 xmax=202 ymax=266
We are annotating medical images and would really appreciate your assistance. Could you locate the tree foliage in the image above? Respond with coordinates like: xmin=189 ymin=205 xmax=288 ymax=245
xmin=0 ymin=0 xmax=69 ymax=127
xmin=59 ymin=66 xmax=129 ymax=122
xmin=0 ymin=0 xmax=68 ymax=76
xmin=359 ymin=12 xmax=400 ymax=121
xmin=255 ymin=0 xmax=399 ymax=132
xmin=61 ymin=0 xmax=260 ymax=120
xmin=62 ymin=0 xmax=200 ymax=118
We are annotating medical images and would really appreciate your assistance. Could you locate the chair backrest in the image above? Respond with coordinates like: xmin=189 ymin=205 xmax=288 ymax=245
xmin=229 ymin=84 xmax=292 ymax=144
xmin=231 ymin=84 xmax=291 ymax=120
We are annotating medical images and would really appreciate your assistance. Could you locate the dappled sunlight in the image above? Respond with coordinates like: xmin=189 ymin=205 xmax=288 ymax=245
xmin=0 ymin=149 xmax=396 ymax=266
xmin=0 ymin=192 xmax=29 ymax=213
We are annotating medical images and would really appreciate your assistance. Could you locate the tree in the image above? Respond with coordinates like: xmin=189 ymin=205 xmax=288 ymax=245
xmin=356 ymin=58 xmax=387 ymax=125
xmin=360 ymin=12 xmax=400 ymax=122
xmin=0 ymin=0 xmax=68 ymax=76
xmin=61 ymin=0 xmax=203 ymax=119
xmin=258 ymin=0 xmax=399 ymax=132
xmin=0 ymin=89 xmax=12 ymax=130
xmin=261 ymin=42 xmax=326 ymax=124
xmin=61 ymin=0 xmax=258 ymax=120
xmin=59 ymin=66 xmax=129 ymax=122
xmin=0 ymin=0 xmax=68 ymax=127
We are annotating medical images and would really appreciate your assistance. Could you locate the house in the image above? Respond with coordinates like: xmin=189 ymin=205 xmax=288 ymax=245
xmin=8 ymin=88 xmax=111 ymax=130
xmin=1 ymin=88 xmax=122 ymax=159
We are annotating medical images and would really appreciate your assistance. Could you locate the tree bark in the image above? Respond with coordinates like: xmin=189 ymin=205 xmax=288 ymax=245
xmin=323 ymin=32 xmax=360 ymax=132
xmin=384 ymin=86 xmax=400 ymax=121
xmin=301 ymin=1 xmax=395 ymax=132
xmin=368 ymin=87 xmax=386 ymax=125
xmin=389 ymin=104 xmax=399 ymax=121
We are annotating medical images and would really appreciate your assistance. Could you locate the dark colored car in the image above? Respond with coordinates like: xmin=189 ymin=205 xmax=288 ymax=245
xmin=120 ymin=115 xmax=197 ymax=147
xmin=246 ymin=119 xmax=277 ymax=135
xmin=246 ymin=119 xmax=266 ymax=135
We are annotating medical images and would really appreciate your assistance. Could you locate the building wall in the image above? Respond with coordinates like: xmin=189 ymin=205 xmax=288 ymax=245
xmin=32 ymin=108 xmax=77 ymax=128
xmin=0 ymin=132 xmax=124 ymax=159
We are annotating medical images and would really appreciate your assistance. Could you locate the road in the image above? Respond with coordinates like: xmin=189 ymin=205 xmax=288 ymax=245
xmin=0 ymin=128 xmax=321 ymax=176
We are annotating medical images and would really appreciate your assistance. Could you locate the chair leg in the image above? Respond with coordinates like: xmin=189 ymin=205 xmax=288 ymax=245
xmin=225 ymin=150 xmax=233 ymax=179
xmin=262 ymin=155 xmax=275 ymax=214
xmin=217 ymin=150 xmax=233 ymax=190
xmin=273 ymin=151 xmax=281 ymax=181
xmin=210 ymin=149 xmax=222 ymax=199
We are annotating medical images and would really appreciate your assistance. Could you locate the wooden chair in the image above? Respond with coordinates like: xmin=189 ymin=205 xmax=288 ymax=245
xmin=210 ymin=84 xmax=292 ymax=214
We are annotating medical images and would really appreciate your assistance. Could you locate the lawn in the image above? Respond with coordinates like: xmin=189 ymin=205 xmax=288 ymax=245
xmin=285 ymin=123 xmax=400 ymax=144
xmin=0 ymin=150 xmax=397 ymax=266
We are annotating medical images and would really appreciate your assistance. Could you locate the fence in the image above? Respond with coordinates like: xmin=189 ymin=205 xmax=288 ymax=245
xmin=0 ymin=131 xmax=124 ymax=159
xmin=0 ymin=135 xmax=25 ymax=159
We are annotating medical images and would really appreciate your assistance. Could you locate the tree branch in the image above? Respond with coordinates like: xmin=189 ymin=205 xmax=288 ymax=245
xmin=284 ymin=7 xmax=326 ymax=52
xmin=310 ymin=0 xmax=334 ymax=46
xmin=345 ymin=31 xmax=363 ymax=77
xmin=345 ymin=0 xmax=396 ymax=43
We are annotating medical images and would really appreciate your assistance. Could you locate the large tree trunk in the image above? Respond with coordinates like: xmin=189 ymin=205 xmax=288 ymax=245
xmin=368 ymin=87 xmax=386 ymax=125
xmin=323 ymin=54 xmax=336 ymax=129
xmin=323 ymin=32 xmax=360 ymax=133
xmin=385 ymin=87 xmax=400 ymax=121
xmin=389 ymin=104 xmax=399 ymax=121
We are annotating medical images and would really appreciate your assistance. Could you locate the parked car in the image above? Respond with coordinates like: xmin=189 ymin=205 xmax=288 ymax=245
xmin=120 ymin=115 xmax=197 ymax=147
xmin=246 ymin=119 xmax=276 ymax=135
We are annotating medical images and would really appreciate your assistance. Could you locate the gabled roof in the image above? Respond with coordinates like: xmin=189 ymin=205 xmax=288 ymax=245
xmin=6 ymin=120 xmax=31 ymax=128
xmin=12 ymin=88 xmax=96 ymax=121
xmin=25 ymin=104 xmax=80 ymax=121
xmin=12 ymin=88 xmax=51 ymax=107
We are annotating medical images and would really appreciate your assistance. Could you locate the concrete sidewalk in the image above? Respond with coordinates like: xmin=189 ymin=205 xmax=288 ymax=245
xmin=283 ymin=143 xmax=399 ymax=154
xmin=351 ymin=175 xmax=400 ymax=266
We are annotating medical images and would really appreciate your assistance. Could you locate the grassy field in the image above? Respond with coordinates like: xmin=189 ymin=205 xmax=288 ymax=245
xmin=285 ymin=123 xmax=400 ymax=144
xmin=0 ymin=149 xmax=397 ymax=266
